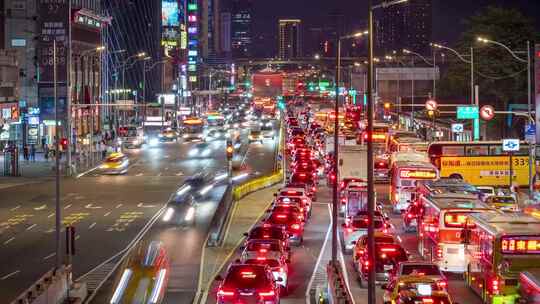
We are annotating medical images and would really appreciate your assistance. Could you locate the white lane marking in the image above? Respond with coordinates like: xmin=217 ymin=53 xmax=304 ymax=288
xmin=1 ymin=270 xmax=20 ymax=280
xmin=165 ymin=155 xmax=170 ymax=158
xmin=176 ymin=171 xmax=184 ymax=176
xmin=85 ymin=203 xmax=102 ymax=209
xmin=3 ymin=237 xmax=15 ymax=245
xmin=104 ymin=211 xmax=111 ymax=217
xmin=305 ymin=204 xmax=333 ymax=304
xmin=75 ymin=235 xmax=81 ymax=240
xmin=48 ymin=213 xmax=55 ymax=218
xmin=115 ymin=204 xmax=123 ymax=209
xmin=136 ymin=173 xmax=143 ymax=177
xmin=34 ymin=204 xmax=47 ymax=211
xmin=137 ymin=203 xmax=156 ymax=208
xmin=157 ymin=172 xmax=162 ymax=177
xmin=164 ymin=167 xmax=169 ymax=171
xmin=43 ymin=253 xmax=56 ymax=260
xmin=26 ymin=224 xmax=37 ymax=231
xmin=64 ymin=204 xmax=72 ymax=210
xmin=10 ymin=206 xmax=21 ymax=211
xmin=76 ymin=165 xmax=100 ymax=179
xmin=89 ymin=222 xmax=97 ymax=229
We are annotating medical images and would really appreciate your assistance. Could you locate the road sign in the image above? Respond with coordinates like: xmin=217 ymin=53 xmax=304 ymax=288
xmin=502 ymin=139 xmax=520 ymax=152
xmin=480 ymin=105 xmax=495 ymax=121
xmin=425 ymin=100 xmax=438 ymax=111
xmin=457 ymin=106 xmax=479 ymax=119
xmin=525 ymin=123 xmax=536 ymax=143
xmin=451 ymin=123 xmax=464 ymax=133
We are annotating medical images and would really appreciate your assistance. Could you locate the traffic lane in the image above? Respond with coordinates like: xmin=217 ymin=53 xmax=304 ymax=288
xmin=0 ymin=176 xmax=180 ymax=302
xmin=204 ymin=194 xmax=331 ymax=304
xmin=240 ymin=135 xmax=278 ymax=175
xmin=371 ymin=184 xmax=482 ymax=304
xmin=89 ymin=184 xmax=227 ymax=304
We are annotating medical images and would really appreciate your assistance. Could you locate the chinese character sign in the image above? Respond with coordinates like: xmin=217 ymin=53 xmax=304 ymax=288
xmin=38 ymin=0 xmax=69 ymax=83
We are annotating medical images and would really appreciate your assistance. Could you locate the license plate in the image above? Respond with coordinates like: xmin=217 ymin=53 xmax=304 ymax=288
xmin=384 ymin=265 xmax=394 ymax=270
xmin=447 ymin=247 xmax=459 ymax=254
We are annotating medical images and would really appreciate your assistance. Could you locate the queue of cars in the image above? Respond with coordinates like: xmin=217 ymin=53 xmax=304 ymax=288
xmin=215 ymin=104 xmax=323 ymax=304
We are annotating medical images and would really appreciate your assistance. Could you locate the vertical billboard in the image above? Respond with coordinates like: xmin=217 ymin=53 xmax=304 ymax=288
xmin=161 ymin=0 xmax=180 ymax=47
xmin=37 ymin=0 xmax=70 ymax=120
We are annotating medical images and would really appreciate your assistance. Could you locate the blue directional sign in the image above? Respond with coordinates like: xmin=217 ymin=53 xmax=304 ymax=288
xmin=525 ymin=123 xmax=536 ymax=143
xmin=451 ymin=123 xmax=464 ymax=133
xmin=502 ymin=139 xmax=520 ymax=152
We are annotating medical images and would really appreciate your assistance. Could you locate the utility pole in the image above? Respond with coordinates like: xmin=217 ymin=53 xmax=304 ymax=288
xmin=53 ymin=40 xmax=62 ymax=269
xmin=331 ymin=25 xmax=341 ymax=265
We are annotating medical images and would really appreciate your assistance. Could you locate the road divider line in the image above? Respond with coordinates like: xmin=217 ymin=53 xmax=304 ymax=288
xmin=10 ymin=205 xmax=20 ymax=211
xmin=136 ymin=172 xmax=143 ymax=176
xmin=89 ymin=222 xmax=97 ymax=229
xmin=338 ymin=226 xmax=356 ymax=304
xmin=76 ymin=165 xmax=100 ymax=179
xmin=115 ymin=204 xmax=123 ymax=209
xmin=26 ymin=224 xmax=37 ymax=231
xmin=43 ymin=253 xmax=56 ymax=260
xmin=64 ymin=204 xmax=72 ymax=210
xmin=47 ymin=213 xmax=55 ymax=218
xmin=104 ymin=211 xmax=111 ymax=217
xmin=1 ymin=270 xmax=20 ymax=280
xmin=3 ymin=237 xmax=15 ymax=245
xmin=305 ymin=204 xmax=333 ymax=304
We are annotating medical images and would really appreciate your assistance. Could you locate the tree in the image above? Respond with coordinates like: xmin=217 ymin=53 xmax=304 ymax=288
xmin=438 ymin=6 xmax=538 ymax=137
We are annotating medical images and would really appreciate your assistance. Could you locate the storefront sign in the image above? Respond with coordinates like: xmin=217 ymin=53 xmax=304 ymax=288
xmin=37 ymin=0 xmax=69 ymax=83
xmin=0 ymin=103 xmax=20 ymax=123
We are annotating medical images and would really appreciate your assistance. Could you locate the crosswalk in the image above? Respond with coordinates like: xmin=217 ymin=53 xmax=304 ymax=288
xmin=83 ymin=262 xmax=118 ymax=293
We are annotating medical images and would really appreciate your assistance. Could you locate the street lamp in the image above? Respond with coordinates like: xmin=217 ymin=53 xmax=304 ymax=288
xmin=403 ymin=48 xmax=437 ymax=98
xmin=430 ymin=43 xmax=474 ymax=105
xmin=477 ymin=36 xmax=534 ymax=195
xmin=332 ymin=28 xmax=369 ymax=266
xmin=366 ymin=1 xmax=407 ymax=303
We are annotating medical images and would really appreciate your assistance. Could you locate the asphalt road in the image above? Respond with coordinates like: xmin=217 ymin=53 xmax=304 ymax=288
xmin=0 ymin=127 xmax=278 ymax=303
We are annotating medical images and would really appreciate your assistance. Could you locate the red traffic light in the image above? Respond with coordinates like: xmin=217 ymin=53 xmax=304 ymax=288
xmin=60 ymin=138 xmax=68 ymax=150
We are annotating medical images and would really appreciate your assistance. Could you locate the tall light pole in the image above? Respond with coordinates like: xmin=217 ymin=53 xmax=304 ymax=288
xmin=477 ymin=37 xmax=534 ymax=195
xmin=368 ymin=1 xmax=408 ymax=303
xmin=333 ymin=29 xmax=369 ymax=264
xmin=431 ymin=43 xmax=474 ymax=105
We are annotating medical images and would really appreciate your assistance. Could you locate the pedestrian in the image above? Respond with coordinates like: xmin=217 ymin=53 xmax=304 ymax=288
xmin=41 ymin=137 xmax=47 ymax=149
xmin=101 ymin=140 xmax=107 ymax=159
xmin=44 ymin=144 xmax=49 ymax=162
xmin=30 ymin=144 xmax=36 ymax=162
xmin=23 ymin=144 xmax=29 ymax=162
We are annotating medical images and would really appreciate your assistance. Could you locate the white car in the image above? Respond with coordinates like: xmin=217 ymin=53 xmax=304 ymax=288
xmin=276 ymin=188 xmax=312 ymax=216
xmin=241 ymin=251 xmax=289 ymax=292
xmin=341 ymin=215 xmax=387 ymax=253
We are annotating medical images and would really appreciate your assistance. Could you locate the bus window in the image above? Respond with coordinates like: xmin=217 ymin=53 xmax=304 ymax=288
xmin=489 ymin=145 xmax=504 ymax=156
xmin=442 ymin=145 xmax=464 ymax=156
xmin=465 ymin=145 xmax=488 ymax=156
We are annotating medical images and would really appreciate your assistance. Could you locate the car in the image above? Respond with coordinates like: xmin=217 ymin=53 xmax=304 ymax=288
xmin=476 ymin=186 xmax=495 ymax=202
xmin=163 ymin=194 xmax=197 ymax=225
xmin=284 ymin=182 xmax=316 ymax=200
xmin=248 ymin=129 xmax=264 ymax=143
xmin=216 ymin=264 xmax=281 ymax=304
xmin=240 ymin=241 xmax=290 ymax=292
xmin=276 ymin=189 xmax=312 ymax=215
xmin=485 ymin=195 xmax=519 ymax=211
xmin=244 ymin=225 xmax=291 ymax=255
xmin=342 ymin=215 xmax=387 ymax=253
xmin=382 ymin=276 xmax=446 ymax=304
xmin=289 ymin=172 xmax=318 ymax=200
xmin=264 ymin=211 xmax=305 ymax=245
xmin=110 ymin=241 xmax=169 ymax=304
xmin=207 ymin=128 xmax=228 ymax=140
xmin=395 ymin=290 xmax=455 ymax=304
xmin=242 ymin=239 xmax=290 ymax=263
xmin=393 ymin=261 xmax=448 ymax=291
xmin=98 ymin=152 xmax=129 ymax=175
xmin=158 ymin=128 xmax=178 ymax=142
xmin=402 ymin=202 xmax=422 ymax=232
xmin=356 ymin=243 xmax=408 ymax=286
xmin=271 ymin=199 xmax=308 ymax=221
xmin=353 ymin=233 xmax=397 ymax=272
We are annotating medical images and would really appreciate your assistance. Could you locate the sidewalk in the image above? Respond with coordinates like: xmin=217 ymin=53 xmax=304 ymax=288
xmin=197 ymin=184 xmax=280 ymax=303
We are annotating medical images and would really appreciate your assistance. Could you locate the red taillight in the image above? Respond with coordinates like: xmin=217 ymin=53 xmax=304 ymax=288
xmin=312 ymin=186 xmax=316 ymax=192
xmin=346 ymin=228 xmax=353 ymax=233
xmin=256 ymin=257 xmax=266 ymax=261
xmin=302 ymin=198 xmax=307 ymax=203
xmin=407 ymin=213 xmax=413 ymax=218
xmin=276 ymin=214 xmax=287 ymax=218
xmin=217 ymin=289 xmax=235 ymax=297
xmin=259 ymin=249 xmax=268 ymax=253
xmin=340 ymin=182 xmax=345 ymax=188
xmin=437 ymin=280 xmax=448 ymax=289
xmin=491 ymin=278 xmax=501 ymax=294
xmin=291 ymin=223 xmax=300 ymax=230
xmin=380 ymin=247 xmax=397 ymax=253
xmin=259 ymin=290 xmax=275 ymax=297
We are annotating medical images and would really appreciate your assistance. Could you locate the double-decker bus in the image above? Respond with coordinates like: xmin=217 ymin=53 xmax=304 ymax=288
xmin=427 ymin=141 xmax=532 ymax=186
xmin=390 ymin=158 xmax=438 ymax=213
xmin=465 ymin=213 xmax=540 ymax=304
xmin=417 ymin=190 xmax=492 ymax=273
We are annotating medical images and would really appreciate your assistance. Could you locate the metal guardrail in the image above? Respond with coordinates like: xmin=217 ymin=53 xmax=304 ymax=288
xmin=326 ymin=262 xmax=354 ymax=304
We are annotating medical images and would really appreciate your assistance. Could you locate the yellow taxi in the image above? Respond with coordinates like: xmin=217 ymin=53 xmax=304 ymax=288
xmin=394 ymin=290 xmax=455 ymax=304
xmin=382 ymin=275 xmax=445 ymax=304
xmin=99 ymin=152 xmax=129 ymax=175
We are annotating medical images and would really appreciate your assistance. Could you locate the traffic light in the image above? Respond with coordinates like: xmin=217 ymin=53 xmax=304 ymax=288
xmin=383 ymin=102 xmax=391 ymax=110
xmin=226 ymin=140 xmax=234 ymax=160
xmin=426 ymin=110 xmax=436 ymax=118
xmin=60 ymin=138 xmax=68 ymax=151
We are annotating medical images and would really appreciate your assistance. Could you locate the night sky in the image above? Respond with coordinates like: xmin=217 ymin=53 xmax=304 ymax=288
xmin=251 ymin=0 xmax=540 ymax=57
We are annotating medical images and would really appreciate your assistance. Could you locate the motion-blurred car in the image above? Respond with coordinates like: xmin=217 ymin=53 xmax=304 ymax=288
xmin=163 ymin=194 xmax=197 ymax=225
xmin=98 ymin=152 xmax=129 ymax=175
xmin=110 ymin=241 xmax=169 ymax=304
xmin=158 ymin=128 xmax=178 ymax=142
xmin=207 ymin=128 xmax=228 ymax=140
xmin=485 ymin=195 xmax=519 ymax=211
xmin=248 ymin=129 xmax=264 ymax=143
xmin=188 ymin=142 xmax=212 ymax=158
xmin=382 ymin=276 xmax=447 ymax=304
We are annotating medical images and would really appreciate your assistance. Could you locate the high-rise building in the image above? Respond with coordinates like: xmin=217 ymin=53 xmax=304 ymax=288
xmin=230 ymin=0 xmax=253 ymax=58
xmin=375 ymin=0 xmax=432 ymax=55
xmin=278 ymin=19 xmax=302 ymax=59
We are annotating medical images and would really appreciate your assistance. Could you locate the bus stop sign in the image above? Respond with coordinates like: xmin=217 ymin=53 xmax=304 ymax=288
xmin=502 ymin=139 xmax=520 ymax=152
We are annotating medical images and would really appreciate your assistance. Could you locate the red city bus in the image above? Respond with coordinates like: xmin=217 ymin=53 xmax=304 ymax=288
xmin=417 ymin=193 xmax=492 ymax=273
